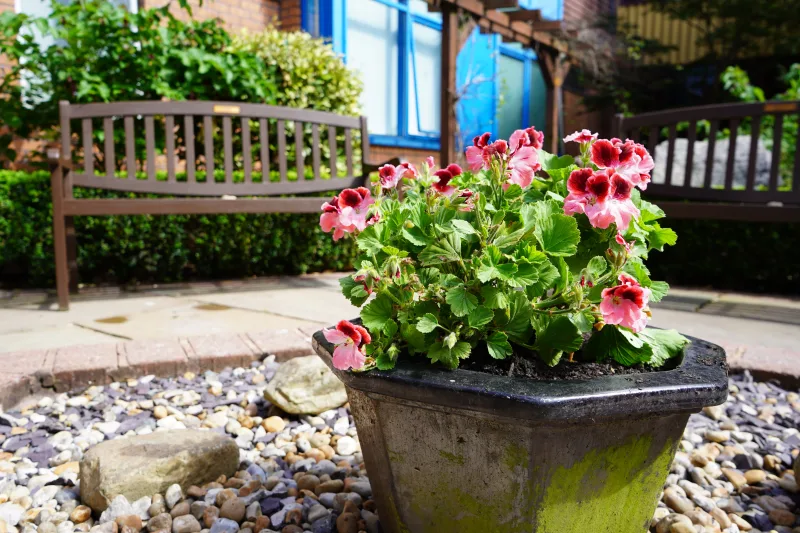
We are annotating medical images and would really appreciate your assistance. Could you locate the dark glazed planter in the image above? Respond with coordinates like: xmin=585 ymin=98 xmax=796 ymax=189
xmin=312 ymin=330 xmax=728 ymax=533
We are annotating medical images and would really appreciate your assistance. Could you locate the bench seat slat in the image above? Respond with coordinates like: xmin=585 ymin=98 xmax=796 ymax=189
xmin=259 ymin=119 xmax=269 ymax=181
xmin=103 ymin=118 xmax=114 ymax=179
xmin=295 ymin=121 xmax=305 ymax=184
xmin=769 ymin=114 xmax=783 ymax=192
xmin=63 ymin=197 xmax=328 ymax=216
xmin=165 ymin=116 xmax=176 ymax=183
xmin=329 ymin=126 xmax=337 ymax=179
xmin=312 ymin=124 xmax=321 ymax=180
xmin=746 ymin=115 xmax=761 ymax=192
xmin=124 ymin=116 xmax=135 ymax=180
xmin=184 ymin=116 xmax=196 ymax=182
xmin=242 ymin=118 xmax=252 ymax=183
xmin=70 ymin=173 xmax=363 ymax=197
xmin=83 ymin=118 xmax=93 ymax=178
xmin=724 ymin=119 xmax=739 ymax=190
xmin=278 ymin=120 xmax=287 ymax=181
xmin=145 ymin=115 xmax=156 ymax=180
xmin=204 ymin=116 xmax=215 ymax=180
xmin=703 ymin=120 xmax=718 ymax=189
xmin=223 ymin=115 xmax=233 ymax=183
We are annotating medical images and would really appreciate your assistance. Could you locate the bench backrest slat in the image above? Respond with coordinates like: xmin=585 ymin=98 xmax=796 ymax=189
xmin=614 ymin=100 xmax=800 ymax=204
xmin=59 ymin=100 xmax=371 ymax=198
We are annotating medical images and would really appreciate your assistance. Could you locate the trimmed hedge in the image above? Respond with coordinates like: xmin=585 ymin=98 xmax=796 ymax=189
xmin=1 ymin=171 xmax=797 ymax=294
xmin=649 ymin=219 xmax=799 ymax=296
xmin=0 ymin=171 xmax=357 ymax=287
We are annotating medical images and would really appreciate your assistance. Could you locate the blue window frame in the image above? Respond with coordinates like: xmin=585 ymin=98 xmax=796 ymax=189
xmin=304 ymin=0 xmax=443 ymax=150
xmin=304 ymin=0 xmax=561 ymax=151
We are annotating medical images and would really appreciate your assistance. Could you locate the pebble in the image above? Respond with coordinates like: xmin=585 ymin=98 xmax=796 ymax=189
xmin=165 ymin=485 xmax=183 ymax=510
xmin=218 ymin=499 xmax=245 ymax=523
xmin=262 ymin=417 xmax=285 ymax=434
xmin=148 ymin=513 xmax=173 ymax=532
xmin=171 ymin=515 xmax=201 ymax=533
xmin=335 ymin=437 xmax=357 ymax=456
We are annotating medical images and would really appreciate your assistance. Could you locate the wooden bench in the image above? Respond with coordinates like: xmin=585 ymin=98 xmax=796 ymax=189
xmin=52 ymin=100 xmax=392 ymax=310
xmin=612 ymin=100 xmax=800 ymax=222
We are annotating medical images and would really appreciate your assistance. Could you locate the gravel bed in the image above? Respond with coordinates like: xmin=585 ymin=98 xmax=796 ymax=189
xmin=0 ymin=357 xmax=797 ymax=533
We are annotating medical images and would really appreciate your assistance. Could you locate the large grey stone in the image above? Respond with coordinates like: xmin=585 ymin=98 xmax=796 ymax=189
xmin=263 ymin=356 xmax=347 ymax=415
xmin=653 ymin=136 xmax=777 ymax=189
xmin=80 ymin=430 xmax=239 ymax=513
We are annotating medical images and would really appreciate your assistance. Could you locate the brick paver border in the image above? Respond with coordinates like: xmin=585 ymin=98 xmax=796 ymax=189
xmin=0 ymin=328 xmax=313 ymax=410
xmin=1 ymin=329 xmax=799 ymax=411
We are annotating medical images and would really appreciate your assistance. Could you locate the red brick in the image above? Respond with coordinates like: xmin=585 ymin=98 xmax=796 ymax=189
xmin=185 ymin=333 xmax=258 ymax=371
xmin=246 ymin=329 xmax=312 ymax=362
xmin=120 ymin=339 xmax=190 ymax=376
xmin=0 ymin=373 xmax=36 ymax=410
xmin=52 ymin=343 xmax=120 ymax=390
xmin=0 ymin=349 xmax=52 ymax=376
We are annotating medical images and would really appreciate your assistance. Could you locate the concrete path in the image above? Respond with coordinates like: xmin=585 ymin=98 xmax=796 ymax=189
xmin=1 ymin=273 xmax=798 ymax=383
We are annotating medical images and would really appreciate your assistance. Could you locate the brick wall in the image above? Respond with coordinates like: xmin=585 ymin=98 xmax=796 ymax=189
xmin=370 ymin=144 xmax=438 ymax=166
xmin=144 ymin=0 xmax=280 ymax=33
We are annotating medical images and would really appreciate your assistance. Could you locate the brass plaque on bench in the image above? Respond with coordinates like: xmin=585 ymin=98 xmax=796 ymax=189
xmin=764 ymin=102 xmax=798 ymax=113
xmin=213 ymin=105 xmax=241 ymax=115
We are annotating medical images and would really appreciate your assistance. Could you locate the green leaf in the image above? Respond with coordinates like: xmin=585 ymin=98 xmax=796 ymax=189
xmin=506 ymin=259 xmax=540 ymax=288
xmin=383 ymin=319 xmax=399 ymax=338
xmin=647 ymin=223 xmax=678 ymax=252
xmin=446 ymin=285 xmax=479 ymax=317
xmin=360 ymin=295 xmax=393 ymax=332
xmin=356 ymin=225 xmax=384 ymax=255
xmin=339 ymin=276 xmax=369 ymax=307
xmin=649 ymin=281 xmax=670 ymax=303
xmin=419 ymin=241 xmax=460 ymax=265
xmin=523 ymin=251 xmax=560 ymax=299
xmin=450 ymin=219 xmax=477 ymax=236
xmin=476 ymin=245 xmax=517 ymax=283
xmin=570 ymin=309 xmax=596 ymax=334
xmin=638 ymin=328 xmax=689 ymax=367
xmin=587 ymin=256 xmax=607 ymax=280
xmin=428 ymin=341 xmax=471 ymax=369
xmin=444 ymin=331 xmax=457 ymax=349
xmin=486 ymin=331 xmax=513 ymax=359
xmin=376 ymin=347 xmax=398 ymax=370
xmin=495 ymin=292 xmax=532 ymax=343
xmin=416 ymin=313 xmax=440 ymax=333
xmin=539 ymin=150 xmax=576 ymax=172
xmin=531 ymin=202 xmax=581 ymax=256
xmin=503 ymin=184 xmax=524 ymax=200
xmin=402 ymin=226 xmax=431 ymax=246
xmin=584 ymin=326 xmax=653 ymax=366
xmin=481 ymin=286 xmax=509 ymax=310
xmin=468 ymin=305 xmax=494 ymax=328
xmin=532 ymin=315 xmax=584 ymax=367
xmin=639 ymin=200 xmax=666 ymax=223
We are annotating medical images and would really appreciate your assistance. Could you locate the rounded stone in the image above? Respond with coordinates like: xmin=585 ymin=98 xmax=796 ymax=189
xmin=70 ymin=506 xmax=92 ymax=524
xmin=202 ymin=507 xmax=219 ymax=529
xmin=768 ymin=509 xmax=796 ymax=526
xmin=262 ymin=417 xmax=285 ymax=434
xmin=171 ymin=516 xmax=201 ymax=533
xmin=296 ymin=475 xmax=320 ymax=492
xmin=165 ymin=486 xmax=183 ymax=510
xmin=334 ymin=513 xmax=359 ymax=533
xmin=335 ymin=437 xmax=357 ymax=457
xmin=148 ymin=514 xmax=173 ymax=533
xmin=218 ymin=499 xmax=245 ymax=524
xmin=314 ymin=480 xmax=343 ymax=496
xmin=170 ymin=503 xmax=191 ymax=519
xmin=263 ymin=356 xmax=347 ymax=415
xmin=114 ymin=515 xmax=142 ymax=531
xmin=744 ymin=469 xmax=767 ymax=484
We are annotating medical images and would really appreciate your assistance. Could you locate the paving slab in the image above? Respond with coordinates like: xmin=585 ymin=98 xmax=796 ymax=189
xmin=79 ymin=299 xmax=314 ymax=339
xmin=52 ymin=342 xmax=121 ymax=389
xmin=0 ymin=296 xmax=180 ymax=335
xmin=0 ymin=324 xmax=119 ymax=354
xmin=184 ymin=333 xmax=258 ymax=371
xmin=189 ymin=287 xmax=361 ymax=324
xmin=120 ymin=338 xmax=190 ymax=376
xmin=649 ymin=308 xmax=799 ymax=351
xmin=246 ymin=329 xmax=314 ymax=361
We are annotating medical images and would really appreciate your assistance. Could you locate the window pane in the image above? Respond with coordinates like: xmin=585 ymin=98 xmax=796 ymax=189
xmin=497 ymin=55 xmax=525 ymax=141
xmin=346 ymin=0 xmax=399 ymax=135
xmin=408 ymin=22 xmax=441 ymax=136
xmin=529 ymin=61 xmax=547 ymax=132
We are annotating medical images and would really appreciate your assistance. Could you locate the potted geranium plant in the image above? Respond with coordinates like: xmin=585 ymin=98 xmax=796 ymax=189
xmin=312 ymin=127 xmax=727 ymax=533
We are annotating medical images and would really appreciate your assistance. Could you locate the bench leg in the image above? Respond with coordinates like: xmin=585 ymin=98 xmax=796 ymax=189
xmin=53 ymin=210 xmax=70 ymax=311
xmin=65 ymin=216 xmax=79 ymax=293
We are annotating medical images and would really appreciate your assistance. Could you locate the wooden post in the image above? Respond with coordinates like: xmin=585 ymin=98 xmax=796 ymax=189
xmin=539 ymin=49 xmax=570 ymax=154
xmin=440 ymin=3 xmax=459 ymax=165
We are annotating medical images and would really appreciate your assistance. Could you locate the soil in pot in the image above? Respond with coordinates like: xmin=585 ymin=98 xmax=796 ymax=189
xmin=459 ymin=343 xmax=671 ymax=380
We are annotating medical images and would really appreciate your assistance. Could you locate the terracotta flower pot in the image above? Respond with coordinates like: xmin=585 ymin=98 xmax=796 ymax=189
xmin=313 ymin=329 xmax=727 ymax=533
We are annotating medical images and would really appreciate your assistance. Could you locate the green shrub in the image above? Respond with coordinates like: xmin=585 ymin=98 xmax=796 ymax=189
xmin=0 ymin=171 xmax=357 ymax=287
xmin=0 ymin=1 xmax=362 ymax=169
xmin=230 ymin=29 xmax=363 ymax=117
xmin=649 ymin=219 xmax=799 ymax=296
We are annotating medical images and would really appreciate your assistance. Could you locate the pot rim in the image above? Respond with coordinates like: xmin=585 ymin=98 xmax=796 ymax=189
xmin=312 ymin=327 xmax=728 ymax=423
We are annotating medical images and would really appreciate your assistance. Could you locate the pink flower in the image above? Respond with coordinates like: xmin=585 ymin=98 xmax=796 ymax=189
xmin=510 ymin=127 xmax=544 ymax=151
xmin=466 ymin=132 xmax=491 ymax=171
xmin=629 ymin=143 xmax=654 ymax=190
xmin=425 ymin=156 xmax=436 ymax=170
xmin=457 ymin=189 xmax=475 ymax=212
xmin=563 ymin=129 xmax=598 ymax=144
xmin=563 ymin=169 xmax=640 ymax=231
xmin=323 ymin=320 xmax=371 ymax=370
xmin=615 ymin=232 xmax=634 ymax=254
xmin=378 ymin=162 xmax=417 ymax=189
xmin=600 ymin=274 xmax=651 ymax=333
xmin=505 ymin=145 xmax=540 ymax=189
xmin=319 ymin=187 xmax=375 ymax=240
xmin=590 ymin=138 xmax=654 ymax=190
xmin=432 ymin=164 xmax=462 ymax=196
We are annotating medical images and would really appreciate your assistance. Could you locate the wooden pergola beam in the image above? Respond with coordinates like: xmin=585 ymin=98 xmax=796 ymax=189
xmin=507 ymin=9 xmax=541 ymax=22
xmin=483 ymin=0 xmax=518 ymax=9
xmin=440 ymin=2 xmax=459 ymax=166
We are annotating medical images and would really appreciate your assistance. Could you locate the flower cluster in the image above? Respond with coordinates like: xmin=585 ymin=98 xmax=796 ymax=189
xmin=323 ymin=320 xmax=372 ymax=370
xmin=319 ymin=187 xmax=374 ymax=241
xmin=466 ymin=127 xmax=543 ymax=189
xmin=561 ymin=135 xmax=655 ymax=232
xmin=319 ymin=125 xmax=684 ymax=372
